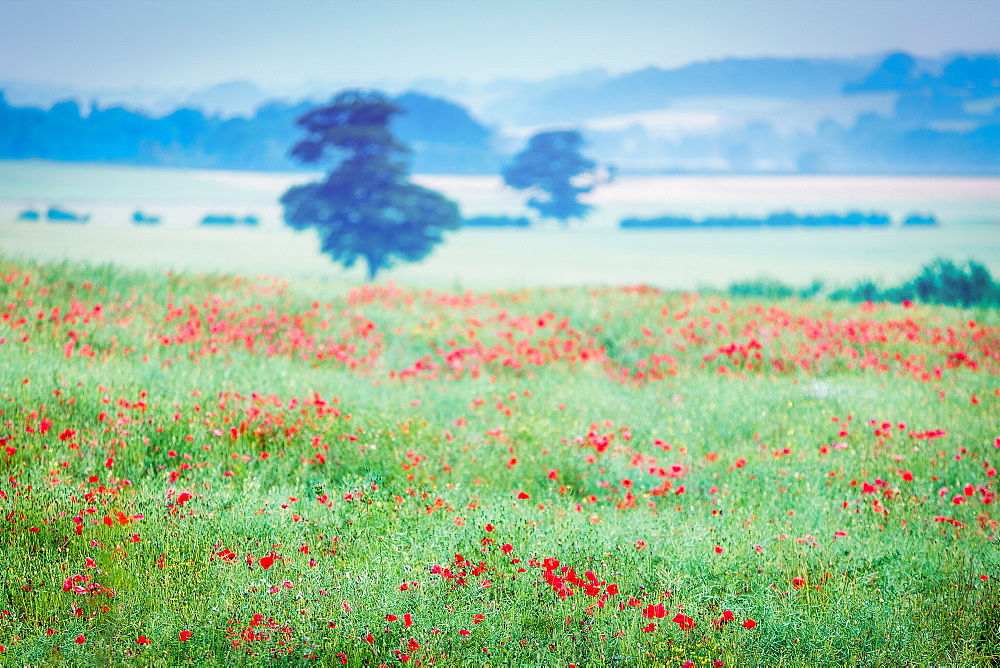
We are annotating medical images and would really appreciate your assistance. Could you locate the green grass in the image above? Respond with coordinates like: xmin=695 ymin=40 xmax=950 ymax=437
xmin=0 ymin=254 xmax=998 ymax=666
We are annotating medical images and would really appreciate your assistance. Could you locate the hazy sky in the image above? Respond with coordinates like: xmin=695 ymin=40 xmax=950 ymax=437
xmin=2 ymin=0 xmax=999 ymax=90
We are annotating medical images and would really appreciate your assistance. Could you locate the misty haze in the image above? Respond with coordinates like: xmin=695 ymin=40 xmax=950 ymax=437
xmin=3 ymin=49 xmax=999 ymax=291
xmin=1 ymin=1 xmax=999 ymax=665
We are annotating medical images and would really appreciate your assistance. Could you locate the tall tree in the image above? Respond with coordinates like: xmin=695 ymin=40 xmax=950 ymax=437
xmin=501 ymin=130 xmax=599 ymax=223
xmin=280 ymin=90 xmax=461 ymax=279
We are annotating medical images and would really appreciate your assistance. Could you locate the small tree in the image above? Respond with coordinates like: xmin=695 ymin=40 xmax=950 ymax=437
xmin=280 ymin=90 xmax=461 ymax=280
xmin=501 ymin=130 xmax=599 ymax=223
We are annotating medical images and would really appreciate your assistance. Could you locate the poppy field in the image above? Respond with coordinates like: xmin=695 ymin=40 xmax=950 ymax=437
xmin=1 ymin=254 xmax=999 ymax=666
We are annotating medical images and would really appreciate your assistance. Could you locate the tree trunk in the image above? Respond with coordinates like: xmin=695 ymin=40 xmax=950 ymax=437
xmin=364 ymin=254 xmax=381 ymax=281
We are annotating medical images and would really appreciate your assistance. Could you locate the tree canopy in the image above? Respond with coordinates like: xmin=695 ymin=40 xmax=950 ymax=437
xmin=501 ymin=130 xmax=598 ymax=223
xmin=280 ymin=90 xmax=461 ymax=280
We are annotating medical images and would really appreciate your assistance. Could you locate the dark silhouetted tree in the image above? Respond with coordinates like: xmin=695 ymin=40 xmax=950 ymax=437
xmin=908 ymin=258 xmax=996 ymax=307
xmin=502 ymin=130 xmax=599 ymax=223
xmin=280 ymin=90 xmax=461 ymax=279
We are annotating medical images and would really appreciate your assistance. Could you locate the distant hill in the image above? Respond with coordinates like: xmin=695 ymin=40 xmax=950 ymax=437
xmin=182 ymin=81 xmax=272 ymax=118
xmin=474 ymin=52 xmax=999 ymax=176
xmin=477 ymin=57 xmax=879 ymax=125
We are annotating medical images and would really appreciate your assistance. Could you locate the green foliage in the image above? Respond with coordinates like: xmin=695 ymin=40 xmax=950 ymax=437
xmin=280 ymin=90 xmax=462 ymax=280
xmin=908 ymin=258 xmax=998 ymax=307
xmin=829 ymin=258 xmax=1000 ymax=307
xmin=502 ymin=130 xmax=598 ymax=222
xmin=2 ymin=255 xmax=999 ymax=666
xmin=622 ymin=210 xmax=898 ymax=229
xmin=728 ymin=278 xmax=823 ymax=300
xmin=730 ymin=258 xmax=999 ymax=308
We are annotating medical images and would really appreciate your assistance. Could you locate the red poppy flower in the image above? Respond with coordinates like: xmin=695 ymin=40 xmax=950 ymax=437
xmin=179 ymin=630 xmax=192 ymax=641
xmin=643 ymin=603 xmax=666 ymax=619
xmin=742 ymin=619 xmax=757 ymax=629
xmin=672 ymin=613 xmax=695 ymax=630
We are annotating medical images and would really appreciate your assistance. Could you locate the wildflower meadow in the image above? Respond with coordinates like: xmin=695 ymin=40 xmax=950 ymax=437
xmin=1 ymin=254 xmax=998 ymax=666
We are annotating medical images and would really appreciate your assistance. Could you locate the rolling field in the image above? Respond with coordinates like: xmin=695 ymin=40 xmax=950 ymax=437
xmin=1 ymin=254 xmax=998 ymax=666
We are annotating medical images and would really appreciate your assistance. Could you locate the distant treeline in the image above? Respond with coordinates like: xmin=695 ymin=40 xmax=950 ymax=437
xmin=17 ymin=207 xmax=89 ymax=223
xmin=0 ymin=91 xmax=500 ymax=174
xmin=462 ymin=215 xmax=531 ymax=228
xmin=18 ymin=207 xmax=262 ymax=227
xmin=621 ymin=211 xmax=936 ymax=229
xmin=728 ymin=259 xmax=999 ymax=308
xmin=845 ymin=53 xmax=1000 ymax=99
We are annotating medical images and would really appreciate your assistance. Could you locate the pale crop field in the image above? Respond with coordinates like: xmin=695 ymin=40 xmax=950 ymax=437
xmin=1 ymin=161 xmax=998 ymax=289
xmin=4 ymin=222 xmax=999 ymax=291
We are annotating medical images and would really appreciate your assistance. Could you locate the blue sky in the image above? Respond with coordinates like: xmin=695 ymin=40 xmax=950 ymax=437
xmin=2 ymin=0 xmax=999 ymax=89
